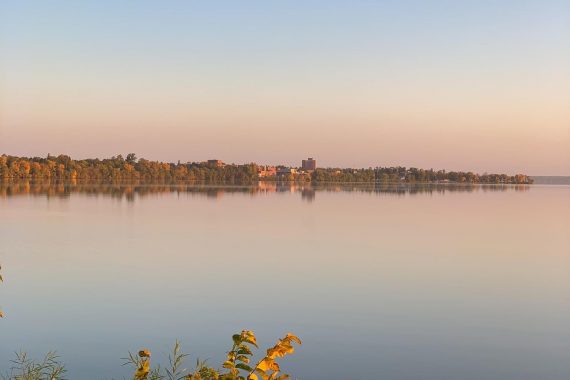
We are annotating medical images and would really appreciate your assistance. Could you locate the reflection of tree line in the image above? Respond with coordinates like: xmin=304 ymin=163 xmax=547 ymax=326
xmin=0 ymin=180 xmax=530 ymax=201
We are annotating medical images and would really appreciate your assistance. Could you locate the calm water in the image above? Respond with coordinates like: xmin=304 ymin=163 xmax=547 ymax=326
xmin=1 ymin=182 xmax=569 ymax=380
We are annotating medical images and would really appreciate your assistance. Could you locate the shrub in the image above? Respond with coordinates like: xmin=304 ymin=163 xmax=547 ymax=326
xmin=2 ymin=351 xmax=66 ymax=380
xmin=124 ymin=330 xmax=301 ymax=380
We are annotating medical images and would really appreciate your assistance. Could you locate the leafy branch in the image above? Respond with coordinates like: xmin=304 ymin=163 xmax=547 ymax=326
xmin=123 ymin=330 xmax=301 ymax=380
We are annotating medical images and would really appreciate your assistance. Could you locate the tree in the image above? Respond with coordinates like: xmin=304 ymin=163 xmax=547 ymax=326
xmin=126 ymin=153 xmax=138 ymax=164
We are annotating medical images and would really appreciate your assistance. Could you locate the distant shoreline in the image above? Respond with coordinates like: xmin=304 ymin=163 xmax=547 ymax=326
xmin=1 ymin=154 xmax=534 ymax=184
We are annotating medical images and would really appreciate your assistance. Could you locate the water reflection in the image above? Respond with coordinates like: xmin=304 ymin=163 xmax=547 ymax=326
xmin=0 ymin=180 xmax=531 ymax=201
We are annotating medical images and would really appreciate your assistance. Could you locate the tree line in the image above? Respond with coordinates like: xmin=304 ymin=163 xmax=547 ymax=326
xmin=0 ymin=154 xmax=258 ymax=182
xmin=0 ymin=154 xmax=533 ymax=184
xmin=312 ymin=166 xmax=533 ymax=184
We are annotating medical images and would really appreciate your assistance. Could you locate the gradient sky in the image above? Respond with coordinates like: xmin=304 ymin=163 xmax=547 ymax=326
xmin=1 ymin=0 xmax=569 ymax=174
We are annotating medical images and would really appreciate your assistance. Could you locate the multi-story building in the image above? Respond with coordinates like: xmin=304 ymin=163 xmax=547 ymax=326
xmin=302 ymin=157 xmax=316 ymax=171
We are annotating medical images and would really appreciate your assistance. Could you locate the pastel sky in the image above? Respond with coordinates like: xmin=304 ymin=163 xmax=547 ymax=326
xmin=1 ymin=0 xmax=569 ymax=174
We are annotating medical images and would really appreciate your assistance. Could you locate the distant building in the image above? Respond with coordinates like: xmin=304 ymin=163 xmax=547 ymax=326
xmin=277 ymin=167 xmax=297 ymax=176
xmin=258 ymin=165 xmax=277 ymax=178
xmin=302 ymin=157 xmax=316 ymax=171
xmin=207 ymin=159 xmax=225 ymax=167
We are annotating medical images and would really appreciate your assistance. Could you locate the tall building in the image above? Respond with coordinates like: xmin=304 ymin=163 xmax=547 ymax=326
xmin=302 ymin=157 xmax=316 ymax=171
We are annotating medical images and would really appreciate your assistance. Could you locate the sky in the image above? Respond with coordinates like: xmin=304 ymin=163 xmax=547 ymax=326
xmin=1 ymin=0 xmax=569 ymax=175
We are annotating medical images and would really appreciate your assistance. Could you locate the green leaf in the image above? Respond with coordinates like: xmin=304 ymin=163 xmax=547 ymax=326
xmin=235 ymin=363 xmax=253 ymax=372
xmin=237 ymin=347 xmax=253 ymax=355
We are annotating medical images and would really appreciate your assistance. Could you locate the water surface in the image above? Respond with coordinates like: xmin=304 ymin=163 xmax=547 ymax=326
xmin=1 ymin=182 xmax=569 ymax=379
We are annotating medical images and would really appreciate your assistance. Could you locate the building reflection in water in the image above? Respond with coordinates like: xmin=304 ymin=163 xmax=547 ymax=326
xmin=301 ymin=188 xmax=316 ymax=202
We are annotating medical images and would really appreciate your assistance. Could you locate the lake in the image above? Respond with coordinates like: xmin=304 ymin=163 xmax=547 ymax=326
xmin=1 ymin=182 xmax=569 ymax=380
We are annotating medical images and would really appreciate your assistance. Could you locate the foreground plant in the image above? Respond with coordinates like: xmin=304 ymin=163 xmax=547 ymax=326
xmin=246 ymin=333 xmax=302 ymax=380
xmin=123 ymin=349 xmax=162 ymax=380
xmin=3 ymin=351 xmax=66 ymax=380
xmin=124 ymin=330 xmax=301 ymax=380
